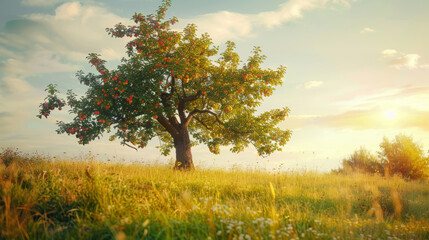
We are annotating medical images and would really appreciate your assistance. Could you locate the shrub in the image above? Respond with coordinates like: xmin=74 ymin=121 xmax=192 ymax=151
xmin=337 ymin=147 xmax=383 ymax=175
xmin=379 ymin=134 xmax=429 ymax=180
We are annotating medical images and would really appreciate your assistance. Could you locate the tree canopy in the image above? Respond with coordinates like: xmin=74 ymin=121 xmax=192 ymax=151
xmin=38 ymin=0 xmax=291 ymax=169
xmin=379 ymin=134 xmax=429 ymax=180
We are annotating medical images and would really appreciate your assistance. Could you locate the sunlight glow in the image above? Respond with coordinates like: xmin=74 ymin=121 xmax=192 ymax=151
xmin=385 ymin=110 xmax=396 ymax=120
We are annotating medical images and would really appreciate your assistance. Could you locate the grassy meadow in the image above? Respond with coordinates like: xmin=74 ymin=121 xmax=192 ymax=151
xmin=1 ymin=149 xmax=428 ymax=239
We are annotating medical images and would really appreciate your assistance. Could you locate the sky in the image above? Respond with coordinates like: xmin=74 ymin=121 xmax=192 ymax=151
xmin=0 ymin=0 xmax=428 ymax=172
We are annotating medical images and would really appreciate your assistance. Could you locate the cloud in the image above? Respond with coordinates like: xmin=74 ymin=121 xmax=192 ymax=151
xmin=54 ymin=1 xmax=81 ymax=19
xmin=363 ymin=87 xmax=429 ymax=104
xmin=188 ymin=11 xmax=253 ymax=41
xmin=0 ymin=51 xmax=79 ymax=77
xmin=0 ymin=1 xmax=132 ymax=148
xmin=257 ymin=0 xmax=326 ymax=28
xmin=288 ymin=106 xmax=429 ymax=131
xmin=0 ymin=46 xmax=19 ymax=59
xmin=0 ymin=75 xmax=40 ymax=136
xmin=0 ymin=76 xmax=36 ymax=96
xmin=292 ymin=86 xmax=429 ymax=131
xmin=296 ymin=80 xmax=324 ymax=89
xmin=0 ymin=1 xmax=132 ymax=95
xmin=100 ymin=48 xmax=123 ymax=61
xmin=304 ymin=80 xmax=324 ymax=89
xmin=281 ymin=115 xmax=318 ymax=130
xmin=179 ymin=0 xmax=353 ymax=41
xmin=389 ymin=54 xmax=420 ymax=69
xmin=21 ymin=0 xmax=66 ymax=6
xmin=338 ymin=86 xmax=429 ymax=113
xmin=360 ymin=27 xmax=375 ymax=34
xmin=1 ymin=2 xmax=131 ymax=64
xmin=315 ymin=107 xmax=429 ymax=131
xmin=381 ymin=49 xmax=398 ymax=57
xmin=380 ymin=49 xmax=428 ymax=70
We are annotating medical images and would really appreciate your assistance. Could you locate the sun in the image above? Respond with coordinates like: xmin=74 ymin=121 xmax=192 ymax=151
xmin=385 ymin=109 xmax=396 ymax=120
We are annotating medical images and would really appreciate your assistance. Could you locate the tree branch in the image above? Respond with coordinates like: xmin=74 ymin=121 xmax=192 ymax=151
xmin=159 ymin=93 xmax=180 ymax=130
xmin=158 ymin=76 xmax=181 ymax=131
xmin=184 ymin=91 xmax=202 ymax=103
xmin=122 ymin=141 xmax=138 ymax=151
xmin=178 ymin=103 xmax=186 ymax=125
xmin=157 ymin=115 xmax=179 ymax=136
xmin=188 ymin=109 xmax=252 ymax=134
xmin=194 ymin=116 xmax=214 ymax=131
xmin=187 ymin=109 xmax=223 ymax=126
xmin=178 ymin=90 xmax=202 ymax=125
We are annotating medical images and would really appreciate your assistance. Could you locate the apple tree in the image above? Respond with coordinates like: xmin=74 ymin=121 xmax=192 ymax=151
xmin=37 ymin=0 xmax=291 ymax=170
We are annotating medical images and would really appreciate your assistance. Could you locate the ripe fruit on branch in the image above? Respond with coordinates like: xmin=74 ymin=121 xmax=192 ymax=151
xmin=38 ymin=2 xmax=291 ymax=171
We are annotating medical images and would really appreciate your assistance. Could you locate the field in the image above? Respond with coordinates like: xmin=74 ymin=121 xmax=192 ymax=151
xmin=1 ymin=150 xmax=428 ymax=239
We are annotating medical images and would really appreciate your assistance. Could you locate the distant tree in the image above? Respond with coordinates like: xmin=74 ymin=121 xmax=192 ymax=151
xmin=379 ymin=134 xmax=429 ymax=180
xmin=37 ymin=0 xmax=291 ymax=170
xmin=337 ymin=147 xmax=383 ymax=174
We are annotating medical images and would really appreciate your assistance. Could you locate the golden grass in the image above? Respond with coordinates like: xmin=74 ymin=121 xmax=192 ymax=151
xmin=0 ymin=149 xmax=428 ymax=239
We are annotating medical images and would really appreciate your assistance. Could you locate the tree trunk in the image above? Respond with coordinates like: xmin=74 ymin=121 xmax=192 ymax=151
xmin=173 ymin=126 xmax=194 ymax=170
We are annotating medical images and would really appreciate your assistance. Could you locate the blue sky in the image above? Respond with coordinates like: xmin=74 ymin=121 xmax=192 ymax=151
xmin=1 ymin=0 xmax=428 ymax=171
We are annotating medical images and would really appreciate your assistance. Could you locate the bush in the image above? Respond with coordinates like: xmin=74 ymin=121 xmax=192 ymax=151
xmin=337 ymin=147 xmax=383 ymax=175
xmin=379 ymin=134 xmax=429 ymax=180
xmin=0 ymin=148 xmax=21 ymax=167
xmin=335 ymin=134 xmax=429 ymax=180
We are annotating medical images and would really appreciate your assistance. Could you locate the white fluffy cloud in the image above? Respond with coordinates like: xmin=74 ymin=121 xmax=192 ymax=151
xmin=389 ymin=54 xmax=420 ymax=69
xmin=54 ymin=1 xmax=81 ymax=19
xmin=0 ymin=1 xmax=132 ymax=144
xmin=0 ymin=1 xmax=132 ymax=79
xmin=381 ymin=49 xmax=398 ymax=57
xmin=304 ymin=81 xmax=324 ymax=89
xmin=22 ymin=2 xmax=131 ymax=61
xmin=360 ymin=27 xmax=375 ymax=34
xmin=257 ymin=0 xmax=324 ymax=28
xmin=179 ymin=0 xmax=352 ymax=41
xmin=380 ymin=49 xmax=427 ymax=70
xmin=187 ymin=11 xmax=253 ymax=41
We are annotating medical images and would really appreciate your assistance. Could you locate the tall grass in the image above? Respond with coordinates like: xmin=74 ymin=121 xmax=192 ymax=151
xmin=1 ymin=148 xmax=428 ymax=239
